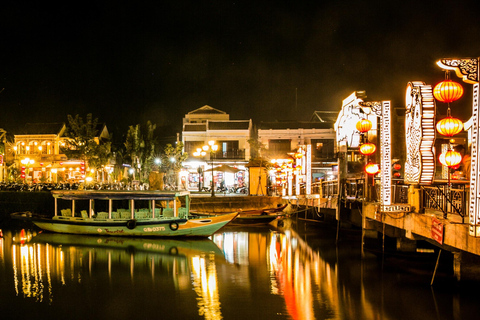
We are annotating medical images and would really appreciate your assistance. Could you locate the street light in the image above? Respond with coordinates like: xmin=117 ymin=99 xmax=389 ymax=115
xmin=193 ymin=140 xmax=218 ymax=197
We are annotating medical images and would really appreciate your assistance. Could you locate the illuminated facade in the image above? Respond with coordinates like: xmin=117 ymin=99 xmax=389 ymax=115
xmin=182 ymin=105 xmax=252 ymax=190
xmin=11 ymin=123 xmax=110 ymax=183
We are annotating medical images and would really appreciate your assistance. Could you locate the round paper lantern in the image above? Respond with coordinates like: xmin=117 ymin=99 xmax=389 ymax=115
xmin=439 ymin=150 xmax=462 ymax=167
xmin=356 ymin=119 xmax=372 ymax=133
xmin=436 ymin=116 xmax=463 ymax=137
xmin=433 ymin=80 xmax=464 ymax=103
xmin=365 ymin=163 xmax=380 ymax=175
xmin=393 ymin=163 xmax=401 ymax=170
xmin=359 ymin=143 xmax=376 ymax=155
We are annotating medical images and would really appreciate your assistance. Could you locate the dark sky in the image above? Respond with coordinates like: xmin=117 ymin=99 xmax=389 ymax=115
xmin=1 ymin=0 xmax=479 ymax=138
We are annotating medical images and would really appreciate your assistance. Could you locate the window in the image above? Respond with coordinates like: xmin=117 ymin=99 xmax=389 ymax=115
xmin=312 ymin=139 xmax=334 ymax=159
xmin=268 ymin=140 xmax=291 ymax=155
xmin=184 ymin=141 xmax=206 ymax=155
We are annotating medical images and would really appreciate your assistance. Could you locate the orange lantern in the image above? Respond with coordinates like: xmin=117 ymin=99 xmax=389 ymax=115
xmin=365 ymin=163 xmax=380 ymax=175
xmin=359 ymin=143 xmax=376 ymax=155
xmin=436 ymin=116 xmax=463 ymax=137
xmin=393 ymin=163 xmax=401 ymax=170
xmin=439 ymin=150 xmax=462 ymax=167
xmin=433 ymin=79 xmax=464 ymax=103
xmin=356 ymin=119 xmax=372 ymax=133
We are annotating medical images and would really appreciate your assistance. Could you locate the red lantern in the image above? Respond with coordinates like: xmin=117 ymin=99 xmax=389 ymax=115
xmin=434 ymin=79 xmax=464 ymax=103
xmin=393 ymin=163 xmax=401 ymax=170
xmin=359 ymin=143 xmax=376 ymax=155
xmin=356 ymin=119 xmax=372 ymax=133
xmin=436 ymin=116 xmax=463 ymax=137
xmin=439 ymin=150 xmax=462 ymax=167
xmin=365 ymin=163 xmax=380 ymax=175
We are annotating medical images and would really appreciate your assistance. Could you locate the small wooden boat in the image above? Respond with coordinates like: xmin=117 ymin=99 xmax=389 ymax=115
xmin=190 ymin=203 xmax=287 ymax=226
xmin=11 ymin=190 xmax=237 ymax=237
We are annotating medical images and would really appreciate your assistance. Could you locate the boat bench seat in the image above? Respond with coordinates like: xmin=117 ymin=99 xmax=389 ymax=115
xmin=95 ymin=212 xmax=109 ymax=220
xmin=60 ymin=209 xmax=72 ymax=217
xmin=163 ymin=209 xmax=174 ymax=217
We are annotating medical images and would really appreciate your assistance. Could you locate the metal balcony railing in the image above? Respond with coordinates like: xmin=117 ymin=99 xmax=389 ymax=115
xmin=421 ymin=180 xmax=468 ymax=218
xmin=213 ymin=150 xmax=245 ymax=160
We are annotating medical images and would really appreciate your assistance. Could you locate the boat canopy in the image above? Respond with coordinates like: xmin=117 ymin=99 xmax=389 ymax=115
xmin=51 ymin=190 xmax=190 ymax=201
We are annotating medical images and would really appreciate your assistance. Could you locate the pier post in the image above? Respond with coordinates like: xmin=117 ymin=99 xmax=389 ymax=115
xmin=453 ymin=251 xmax=480 ymax=282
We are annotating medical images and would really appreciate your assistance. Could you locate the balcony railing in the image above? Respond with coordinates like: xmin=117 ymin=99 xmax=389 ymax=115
xmin=213 ymin=150 xmax=245 ymax=160
xmin=421 ymin=180 xmax=468 ymax=218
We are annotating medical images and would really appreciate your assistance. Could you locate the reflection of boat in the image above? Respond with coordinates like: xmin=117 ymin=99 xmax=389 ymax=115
xmin=191 ymin=204 xmax=287 ymax=226
xmin=11 ymin=190 xmax=237 ymax=237
xmin=31 ymin=232 xmax=225 ymax=257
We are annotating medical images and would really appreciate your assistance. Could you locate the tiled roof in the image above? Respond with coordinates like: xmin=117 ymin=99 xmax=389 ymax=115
xmin=257 ymin=121 xmax=333 ymax=130
xmin=18 ymin=123 xmax=65 ymax=135
xmin=188 ymin=105 xmax=226 ymax=115
xmin=184 ymin=123 xmax=207 ymax=132
xmin=208 ymin=121 xmax=250 ymax=130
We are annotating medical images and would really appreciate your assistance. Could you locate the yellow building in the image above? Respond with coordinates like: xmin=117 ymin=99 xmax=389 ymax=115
xmin=9 ymin=123 xmax=109 ymax=183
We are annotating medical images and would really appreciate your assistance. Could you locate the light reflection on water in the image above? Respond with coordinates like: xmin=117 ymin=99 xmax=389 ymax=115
xmin=0 ymin=224 xmax=476 ymax=320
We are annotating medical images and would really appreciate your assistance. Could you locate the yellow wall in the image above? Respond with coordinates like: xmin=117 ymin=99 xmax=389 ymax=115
xmin=249 ymin=167 xmax=267 ymax=195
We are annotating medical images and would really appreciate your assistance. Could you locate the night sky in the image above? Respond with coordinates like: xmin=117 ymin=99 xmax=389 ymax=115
xmin=1 ymin=1 xmax=479 ymax=138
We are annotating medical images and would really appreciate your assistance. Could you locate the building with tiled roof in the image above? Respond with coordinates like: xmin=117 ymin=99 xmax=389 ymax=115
xmin=182 ymin=106 xmax=252 ymax=191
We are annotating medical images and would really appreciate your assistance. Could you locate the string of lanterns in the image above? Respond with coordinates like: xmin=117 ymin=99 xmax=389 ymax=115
xmin=356 ymin=118 xmax=381 ymax=175
xmin=434 ymin=71 xmax=464 ymax=168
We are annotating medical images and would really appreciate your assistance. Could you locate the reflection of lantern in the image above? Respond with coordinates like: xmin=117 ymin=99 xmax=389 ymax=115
xmin=356 ymin=119 xmax=372 ymax=133
xmin=439 ymin=150 xmax=462 ymax=167
xmin=359 ymin=143 xmax=376 ymax=155
xmin=436 ymin=116 xmax=463 ymax=137
xmin=433 ymin=79 xmax=463 ymax=103
xmin=365 ymin=163 xmax=380 ymax=175
xmin=393 ymin=163 xmax=401 ymax=170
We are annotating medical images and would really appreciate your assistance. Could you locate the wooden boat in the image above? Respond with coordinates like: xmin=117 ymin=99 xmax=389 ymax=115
xmin=11 ymin=190 xmax=237 ymax=237
xmin=190 ymin=203 xmax=287 ymax=226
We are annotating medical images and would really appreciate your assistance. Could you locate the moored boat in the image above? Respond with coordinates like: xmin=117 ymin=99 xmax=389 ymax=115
xmin=190 ymin=203 xmax=288 ymax=226
xmin=11 ymin=190 xmax=237 ymax=237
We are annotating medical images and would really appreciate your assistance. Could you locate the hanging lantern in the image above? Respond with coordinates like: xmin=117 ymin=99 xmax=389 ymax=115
xmin=393 ymin=163 xmax=401 ymax=170
xmin=436 ymin=116 xmax=463 ymax=137
xmin=356 ymin=119 xmax=372 ymax=133
xmin=439 ymin=150 xmax=462 ymax=167
xmin=359 ymin=143 xmax=376 ymax=155
xmin=433 ymin=79 xmax=464 ymax=103
xmin=393 ymin=172 xmax=401 ymax=178
xmin=365 ymin=163 xmax=380 ymax=175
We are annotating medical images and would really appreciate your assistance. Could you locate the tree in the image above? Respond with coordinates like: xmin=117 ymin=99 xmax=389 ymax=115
xmin=62 ymin=114 xmax=111 ymax=180
xmin=124 ymin=121 xmax=157 ymax=182
xmin=160 ymin=142 xmax=188 ymax=188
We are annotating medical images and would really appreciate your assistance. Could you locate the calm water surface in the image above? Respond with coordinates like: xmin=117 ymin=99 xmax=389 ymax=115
xmin=0 ymin=219 xmax=477 ymax=320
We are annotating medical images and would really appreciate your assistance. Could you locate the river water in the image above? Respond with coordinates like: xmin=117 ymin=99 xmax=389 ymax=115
xmin=0 ymin=218 xmax=477 ymax=320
